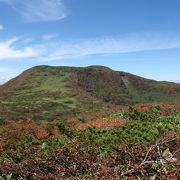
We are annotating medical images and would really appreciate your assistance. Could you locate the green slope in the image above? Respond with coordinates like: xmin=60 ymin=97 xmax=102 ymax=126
xmin=0 ymin=66 xmax=103 ymax=122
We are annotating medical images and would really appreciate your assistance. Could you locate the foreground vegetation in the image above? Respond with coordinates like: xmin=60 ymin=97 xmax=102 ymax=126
xmin=0 ymin=102 xmax=179 ymax=179
xmin=0 ymin=66 xmax=179 ymax=179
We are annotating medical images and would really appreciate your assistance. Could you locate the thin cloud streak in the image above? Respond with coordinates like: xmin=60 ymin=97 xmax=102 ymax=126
xmin=0 ymin=0 xmax=67 ymax=22
xmin=42 ymin=34 xmax=180 ymax=61
xmin=1 ymin=33 xmax=180 ymax=62
xmin=42 ymin=34 xmax=58 ymax=41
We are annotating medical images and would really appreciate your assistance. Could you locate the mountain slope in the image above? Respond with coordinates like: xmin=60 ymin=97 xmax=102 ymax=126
xmin=0 ymin=65 xmax=180 ymax=122
xmin=77 ymin=66 xmax=180 ymax=104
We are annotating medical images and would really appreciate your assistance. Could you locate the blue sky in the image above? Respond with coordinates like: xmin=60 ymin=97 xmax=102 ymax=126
xmin=0 ymin=0 xmax=180 ymax=84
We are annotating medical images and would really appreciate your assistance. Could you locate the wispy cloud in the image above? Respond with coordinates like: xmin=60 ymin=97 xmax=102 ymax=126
xmin=41 ymin=33 xmax=180 ymax=61
xmin=0 ymin=37 xmax=38 ymax=60
xmin=1 ymin=32 xmax=180 ymax=62
xmin=0 ymin=24 xmax=3 ymax=30
xmin=0 ymin=0 xmax=67 ymax=22
xmin=42 ymin=34 xmax=58 ymax=41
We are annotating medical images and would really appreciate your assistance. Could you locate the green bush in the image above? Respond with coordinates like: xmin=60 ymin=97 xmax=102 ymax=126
xmin=58 ymin=122 xmax=66 ymax=133
xmin=109 ymin=112 xmax=126 ymax=119
xmin=78 ymin=118 xmax=86 ymax=123
xmin=128 ymin=106 xmax=154 ymax=121
xmin=0 ymin=173 xmax=23 ymax=180
xmin=70 ymin=111 xmax=180 ymax=154
xmin=151 ymin=104 xmax=161 ymax=112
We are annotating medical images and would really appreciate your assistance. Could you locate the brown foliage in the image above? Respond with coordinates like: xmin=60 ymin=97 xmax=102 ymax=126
xmin=0 ymin=120 xmax=60 ymax=154
xmin=75 ymin=118 xmax=125 ymax=130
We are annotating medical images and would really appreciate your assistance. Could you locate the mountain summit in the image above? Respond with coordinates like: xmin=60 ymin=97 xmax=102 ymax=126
xmin=0 ymin=65 xmax=180 ymax=122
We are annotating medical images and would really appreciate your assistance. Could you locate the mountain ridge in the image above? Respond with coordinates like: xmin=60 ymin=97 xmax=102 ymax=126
xmin=0 ymin=65 xmax=180 ymax=122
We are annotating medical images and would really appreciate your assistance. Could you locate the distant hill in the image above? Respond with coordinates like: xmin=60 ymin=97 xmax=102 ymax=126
xmin=0 ymin=65 xmax=180 ymax=122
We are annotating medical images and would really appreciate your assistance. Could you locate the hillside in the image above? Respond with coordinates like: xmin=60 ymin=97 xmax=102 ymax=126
xmin=0 ymin=65 xmax=180 ymax=179
xmin=0 ymin=65 xmax=180 ymax=122
xmin=77 ymin=66 xmax=180 ymax=104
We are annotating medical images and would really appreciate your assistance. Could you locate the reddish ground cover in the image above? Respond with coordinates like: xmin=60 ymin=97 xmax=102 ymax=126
xmin=0 ymin=101 xmax=179 ymax=179
xmin=69 ymin=101 xmax=180 ymax=127
xmin=135 ymin=101 xmax=180 ymax=115
xmin=75 ymin=118 xmax=125 ymax=130
xmin=0 ymin=120 xmax=60 ymax=154
xmin=0 ymin=132 xmax=179 ymax=179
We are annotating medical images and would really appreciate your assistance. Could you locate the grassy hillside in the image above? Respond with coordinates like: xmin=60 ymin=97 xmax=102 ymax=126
xmin=0 ymin=65 xmax=180 ymax=123
xmin=0 ymin=65 xmax=180 ymax=179
xmin=0 ymin=66 xmax=103 ymax=122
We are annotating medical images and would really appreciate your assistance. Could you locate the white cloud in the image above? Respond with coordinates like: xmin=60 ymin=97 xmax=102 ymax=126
xmin=0 ymin=67 xmax=19 ymax=84
xmin=0 ymin=0 xmax=67 ymax=22
xmin=0 ymin=37 xmax=38 ymax=60
xmin=0 ymin=24 xmax=3 ymax=30
xmin=42 ymin=34 xmax=58 ymax=41
xmin=1 ymin=32 xmax=180 ymax=62
xmin=41 ymin=33 xmax=180 ymax=61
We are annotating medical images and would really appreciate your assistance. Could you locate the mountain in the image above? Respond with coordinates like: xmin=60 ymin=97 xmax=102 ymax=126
xmin=0 ymin=65 xmax=180 ymax=122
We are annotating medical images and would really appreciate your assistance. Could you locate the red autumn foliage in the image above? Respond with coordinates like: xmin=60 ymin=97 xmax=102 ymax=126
xmin=0 ymin=120 xmax=60 ymax=154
